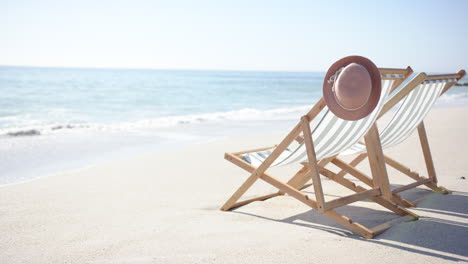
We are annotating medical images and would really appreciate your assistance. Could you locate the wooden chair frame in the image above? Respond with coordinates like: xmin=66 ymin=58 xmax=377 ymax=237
xmin=289 ymin=70 xmax=466 ymax=208
xmin=221 ymin=68 xmax=417 ymax=239
xmin=323 ymin=70 xmax=467 ymax=207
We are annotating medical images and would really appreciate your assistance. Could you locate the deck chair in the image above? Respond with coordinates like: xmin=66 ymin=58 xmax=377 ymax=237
xmin=290 ymin=70 xmax=466 ymax=207
xmin=221 ymin=67 xmax=417 ymax=239
xmin=322 ymin=70 xmax=467 ymax=207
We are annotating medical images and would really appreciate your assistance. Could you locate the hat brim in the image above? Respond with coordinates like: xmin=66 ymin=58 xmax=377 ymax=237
xmin=323 ymin=56 xmax=381 ymax=121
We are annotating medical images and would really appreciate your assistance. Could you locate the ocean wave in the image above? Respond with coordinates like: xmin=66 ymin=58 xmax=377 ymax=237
xmin=6 ymin=90 xmax=468 ymax=138
xmin=121 ymin=105 xmax=311 ymax=127
xmin=0 ymin=105 xmax=311 ymax=137
xmin=2 ymin=91 xmax=468 ymax=138
xmin=7 ymin=129 xmax=41 ymax=137
xmin=0 ymin=124 xmax=90 ymax=137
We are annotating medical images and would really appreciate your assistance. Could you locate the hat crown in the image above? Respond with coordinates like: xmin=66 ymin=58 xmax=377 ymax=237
xmin=334 ymin=63 xmax=372 ymax=110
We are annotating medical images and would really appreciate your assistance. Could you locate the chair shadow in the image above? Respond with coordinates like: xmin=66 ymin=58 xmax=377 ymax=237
xmin=303 ymin=183 xmax=440 ymax=203
xmin=231 ymin=190 xmax=468 ymax=262
xmin=301 ymin=183 xmax=430 ymax=201
xmin=386 ymin=184 xmax=468 ymax=219
xmin=412 ymin=191 xmax=468 ymax=217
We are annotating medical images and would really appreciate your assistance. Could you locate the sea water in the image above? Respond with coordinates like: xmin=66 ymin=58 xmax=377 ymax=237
xmin=1 ymin=66 xmax=467 ymax=184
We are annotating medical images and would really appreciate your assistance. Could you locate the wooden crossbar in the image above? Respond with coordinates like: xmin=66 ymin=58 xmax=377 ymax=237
xmin=392 ymin=178 xmax=434 ymax=194
xmin=232 ymin=145 xmax=277 ymax=155
xmin=230 ymin=183 xmax=314 ymax=210
xmin=384 ymin=155 xmax=440 ymax=191
xmin=384 ymin=155 xmax=422 ymax=180
xmin=380 ymin=67 xmax=413 ymax=75
xmin=325 ymin=188 xmax=381 ymax=211
xmin=425 ymin=73 xmax=464 ymax=80
xmin=229 ymin=192 xmax=282 ymax=210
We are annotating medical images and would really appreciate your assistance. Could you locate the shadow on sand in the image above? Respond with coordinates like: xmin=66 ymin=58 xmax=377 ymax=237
xmin=231 ymin=188 xmax=468 ymax=262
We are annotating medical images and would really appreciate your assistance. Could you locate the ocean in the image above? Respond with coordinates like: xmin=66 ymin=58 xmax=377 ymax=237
xmin=1 ymin=66 xmax=467 ymax=184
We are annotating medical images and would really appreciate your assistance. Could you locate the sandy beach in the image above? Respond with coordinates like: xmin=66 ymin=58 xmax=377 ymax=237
xmin=1 ymin=106 xmax=467 ymax=264
xmin=2 ymin=1 xmax=467 ymax=263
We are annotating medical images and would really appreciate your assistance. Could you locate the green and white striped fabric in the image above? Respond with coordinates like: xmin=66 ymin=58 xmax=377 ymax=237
xmin=242 ymin=76 xmax=394 ymax=167
xmin=341 ymin=78 xmax=456 ymax=156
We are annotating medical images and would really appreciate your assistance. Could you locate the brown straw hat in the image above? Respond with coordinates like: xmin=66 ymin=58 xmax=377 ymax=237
xmin=323 ymin=56 xmax=381 ymax=121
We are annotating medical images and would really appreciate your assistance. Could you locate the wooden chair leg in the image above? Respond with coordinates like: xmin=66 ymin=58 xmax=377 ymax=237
xmin=417 ymin=122 xmax=438 ymax=184
xmin=364 ymin=124 xmax=392 ymax=200
xmin=301 ymin=116 xmax=326 ymax=212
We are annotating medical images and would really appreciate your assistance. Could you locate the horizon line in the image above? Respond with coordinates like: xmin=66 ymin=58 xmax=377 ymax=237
xmin=1 ymin=65 xmax=464 ymax=78
xmin=0 ymin=64 xmax=325 ymax=73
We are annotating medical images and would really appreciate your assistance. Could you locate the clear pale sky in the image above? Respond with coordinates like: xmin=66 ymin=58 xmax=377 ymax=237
xmin=1 ymin=0 xmax=467 ymax=72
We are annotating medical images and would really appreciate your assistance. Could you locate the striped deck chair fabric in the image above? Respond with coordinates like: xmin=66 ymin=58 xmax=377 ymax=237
xmin=241 ymin=74 xmax=400 ymax=167
xmin=340 ymin=78 xmax=457 ymax=156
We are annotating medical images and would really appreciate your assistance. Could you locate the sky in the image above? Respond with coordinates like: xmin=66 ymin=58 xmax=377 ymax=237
xmin=1 ymin=0 xmax=467 ymax=72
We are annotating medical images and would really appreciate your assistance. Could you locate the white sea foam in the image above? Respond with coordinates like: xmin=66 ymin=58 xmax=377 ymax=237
xmin=0 ymin=105 xmax=312 ymax=137
xmin=4 ymin=91 xmax=468 ymax=138
xmin=3 ymin=91 xmax=468 ymax=138
xmin=114 ymin=105 xmax=311 ymax=128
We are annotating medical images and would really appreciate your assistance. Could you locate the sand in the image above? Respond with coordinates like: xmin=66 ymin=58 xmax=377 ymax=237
xmin=1 ymin=107 xmax=467 ymax=264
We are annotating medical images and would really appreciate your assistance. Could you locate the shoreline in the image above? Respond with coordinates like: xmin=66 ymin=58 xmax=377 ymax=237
xmin=0 ymin=118 xmax=299 ymax=186
xmin=1 ymin=105 xmax=468 ymax=186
